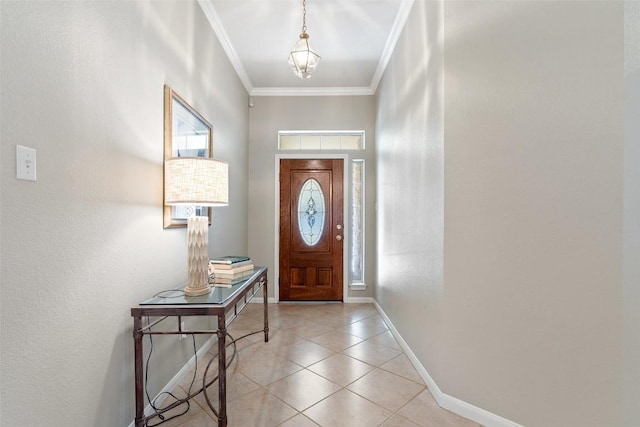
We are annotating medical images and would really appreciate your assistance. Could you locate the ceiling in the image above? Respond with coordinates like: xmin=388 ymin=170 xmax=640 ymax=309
xmin=199 ymin=0 xmax=414 ymax=96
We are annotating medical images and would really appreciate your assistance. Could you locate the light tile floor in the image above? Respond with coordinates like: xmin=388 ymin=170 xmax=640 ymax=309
xmin=153 ymin=303 xmax=482 ymax=427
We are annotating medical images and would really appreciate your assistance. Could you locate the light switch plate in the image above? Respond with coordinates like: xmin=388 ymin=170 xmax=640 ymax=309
xmin=16 ymin=145 xmax=37 ymax=181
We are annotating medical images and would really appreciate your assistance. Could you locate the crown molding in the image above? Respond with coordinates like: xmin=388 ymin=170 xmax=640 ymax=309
xmin=369 ymin=0 xmax=415 ymax=93
xmin=198 ymin=0 xmax=253 ymax=94
xmin=250 ymin=86 xmax=375 ymax=97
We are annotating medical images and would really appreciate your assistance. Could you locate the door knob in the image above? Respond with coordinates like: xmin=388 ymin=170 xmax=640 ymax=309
xmin=336 ymin=235 xmax=342 ymax=241
xmin=336 ymin=224 xmax=342 ymax=230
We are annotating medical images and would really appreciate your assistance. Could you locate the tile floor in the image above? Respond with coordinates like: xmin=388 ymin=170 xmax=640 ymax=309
xmin=152 ymin=303 xmax=482 ymax=427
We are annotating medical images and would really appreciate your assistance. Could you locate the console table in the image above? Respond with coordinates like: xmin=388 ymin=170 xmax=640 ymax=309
xmin=131 ymin=267 xmax=268 ymax=427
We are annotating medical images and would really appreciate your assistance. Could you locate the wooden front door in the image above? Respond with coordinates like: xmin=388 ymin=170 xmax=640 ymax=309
xmin=279 ymin=159 xmax=344 ymax=301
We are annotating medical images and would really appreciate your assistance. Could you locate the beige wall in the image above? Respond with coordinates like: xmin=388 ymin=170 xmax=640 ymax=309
xmin=248 ymin=96 xmax=376 ymax=301
xmin=377 ymin=1 xmax=631 ymax=426
xmin=375 ymin=0 xmax=445 ymax=389
xmin=624 ymin=1 xmax=640 ymax=425
xmin=0 ymin=1 xmax=249 ymax=425
xmin=443 ymin=2 xmax=622 ymax=425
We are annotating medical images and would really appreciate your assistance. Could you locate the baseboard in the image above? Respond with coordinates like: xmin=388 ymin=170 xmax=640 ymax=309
xmin=248 ymin=297 xmax=277 ymax=303
xmin=373 ymin=301 xmax=524 ymax=427
xmin=127 ymin=336 xmax=216 ymax=427
xmin=249 ymin=297 xmax=372 ymax=304
xmin=345 ymin=296 xmax=374 ymax=303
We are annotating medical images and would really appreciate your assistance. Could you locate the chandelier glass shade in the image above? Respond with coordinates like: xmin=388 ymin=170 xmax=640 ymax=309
xmin=288 ymin=0 xmax=320 ymax=79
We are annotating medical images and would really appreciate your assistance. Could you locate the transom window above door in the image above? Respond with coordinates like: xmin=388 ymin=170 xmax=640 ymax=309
xmin=278 ymin=131 xmax=365 ymax=150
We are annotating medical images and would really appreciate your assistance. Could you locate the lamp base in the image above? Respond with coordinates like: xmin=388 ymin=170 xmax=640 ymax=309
xmin=184 ymin=285 xmax=211 ymax=297
xmin=184 ymin=216 xmax=210 ymax=297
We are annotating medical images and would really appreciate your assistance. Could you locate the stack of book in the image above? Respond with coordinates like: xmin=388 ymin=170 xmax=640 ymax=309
xmin=208 ymin=256 xmax=254 ymax=287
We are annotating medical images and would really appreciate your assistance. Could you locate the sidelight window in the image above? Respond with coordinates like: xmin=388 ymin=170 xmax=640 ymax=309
xmin=351 ymin=160 xmax=365 ymax=285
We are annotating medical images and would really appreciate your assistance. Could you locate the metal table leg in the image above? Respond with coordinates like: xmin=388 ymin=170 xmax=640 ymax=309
xmin=217 ymin=315 xmax=227 ymax=427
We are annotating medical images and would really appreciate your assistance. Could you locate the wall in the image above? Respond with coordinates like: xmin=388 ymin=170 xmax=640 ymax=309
xmin=377 ymin=1 xmax=628 ymax=426
xmin=443 ymin=2 xmax=623 ymax=425
xmin=375 ymin=0 xmax=445 ymax=392
xmin=624 ymin=1 xmax=640 ymax=425
xmin=248 ymin=96 xmax=376 ymax=301
xmin=0 ymin=1 xmax=248 ymax=425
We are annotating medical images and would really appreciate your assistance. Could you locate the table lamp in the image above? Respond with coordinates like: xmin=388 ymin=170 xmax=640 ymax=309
xmin=164 ymin=157 xmax=229 ymax=296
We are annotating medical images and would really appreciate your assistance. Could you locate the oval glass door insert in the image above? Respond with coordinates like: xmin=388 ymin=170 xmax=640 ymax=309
xmin=297 ymin=178 xmax=325 ymax=246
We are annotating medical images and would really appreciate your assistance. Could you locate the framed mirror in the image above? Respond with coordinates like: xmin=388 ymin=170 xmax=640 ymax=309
xmin=163 ymin=85 xmax=214 ymax=228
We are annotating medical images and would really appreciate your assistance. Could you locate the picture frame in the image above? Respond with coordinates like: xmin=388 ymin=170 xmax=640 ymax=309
xmin=163 ymin=85 xmax=214 ymax=228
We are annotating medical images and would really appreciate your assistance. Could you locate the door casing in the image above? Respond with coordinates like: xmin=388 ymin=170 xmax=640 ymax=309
xmin=274 ymin=154 xmax=349 ymax=303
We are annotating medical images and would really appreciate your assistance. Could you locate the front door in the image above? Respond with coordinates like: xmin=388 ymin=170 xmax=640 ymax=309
xmin=279 ymin=159 xmax=344 ymax=301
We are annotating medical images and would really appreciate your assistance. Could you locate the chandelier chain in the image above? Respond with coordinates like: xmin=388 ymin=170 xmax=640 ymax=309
xmin=302 ymin=0 xmax=307 ymax=33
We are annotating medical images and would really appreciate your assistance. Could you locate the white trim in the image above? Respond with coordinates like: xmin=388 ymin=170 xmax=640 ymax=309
xmin=278 ymin=130 xmax=365 ymax=140
xmin=248 ymin=297 xmax=278 ymax=304
xmin=349 ymin=283 xmax=368 ymax=291
xmin=369 ymin=0 xmax=415 ymax=93
xmin=345 ymin=296 xmax=374 ymax=304
xmin=273 ymin=156 xmax=280 ymax=303
xmin=127 ymin=336 xmax=216 ymax=427
xmin=373 ymin=301 xmax=525 ymax=427
xmin=197 ymin=0 xmax=253 ymax=94
xmin=251 ymin=86 xmax=374 ymax=97
xmin=279 ymin=130 xmax=365 ymax=135
xmin=275 ymin=154 xmax=349 ymax=303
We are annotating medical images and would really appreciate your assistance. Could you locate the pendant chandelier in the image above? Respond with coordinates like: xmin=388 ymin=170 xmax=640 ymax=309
xmin=288 ymin=0 xmax=321 ymax=79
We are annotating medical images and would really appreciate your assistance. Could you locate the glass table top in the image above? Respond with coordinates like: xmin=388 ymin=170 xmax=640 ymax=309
xmin=139 ymin=267 xmax=264 ymax=306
